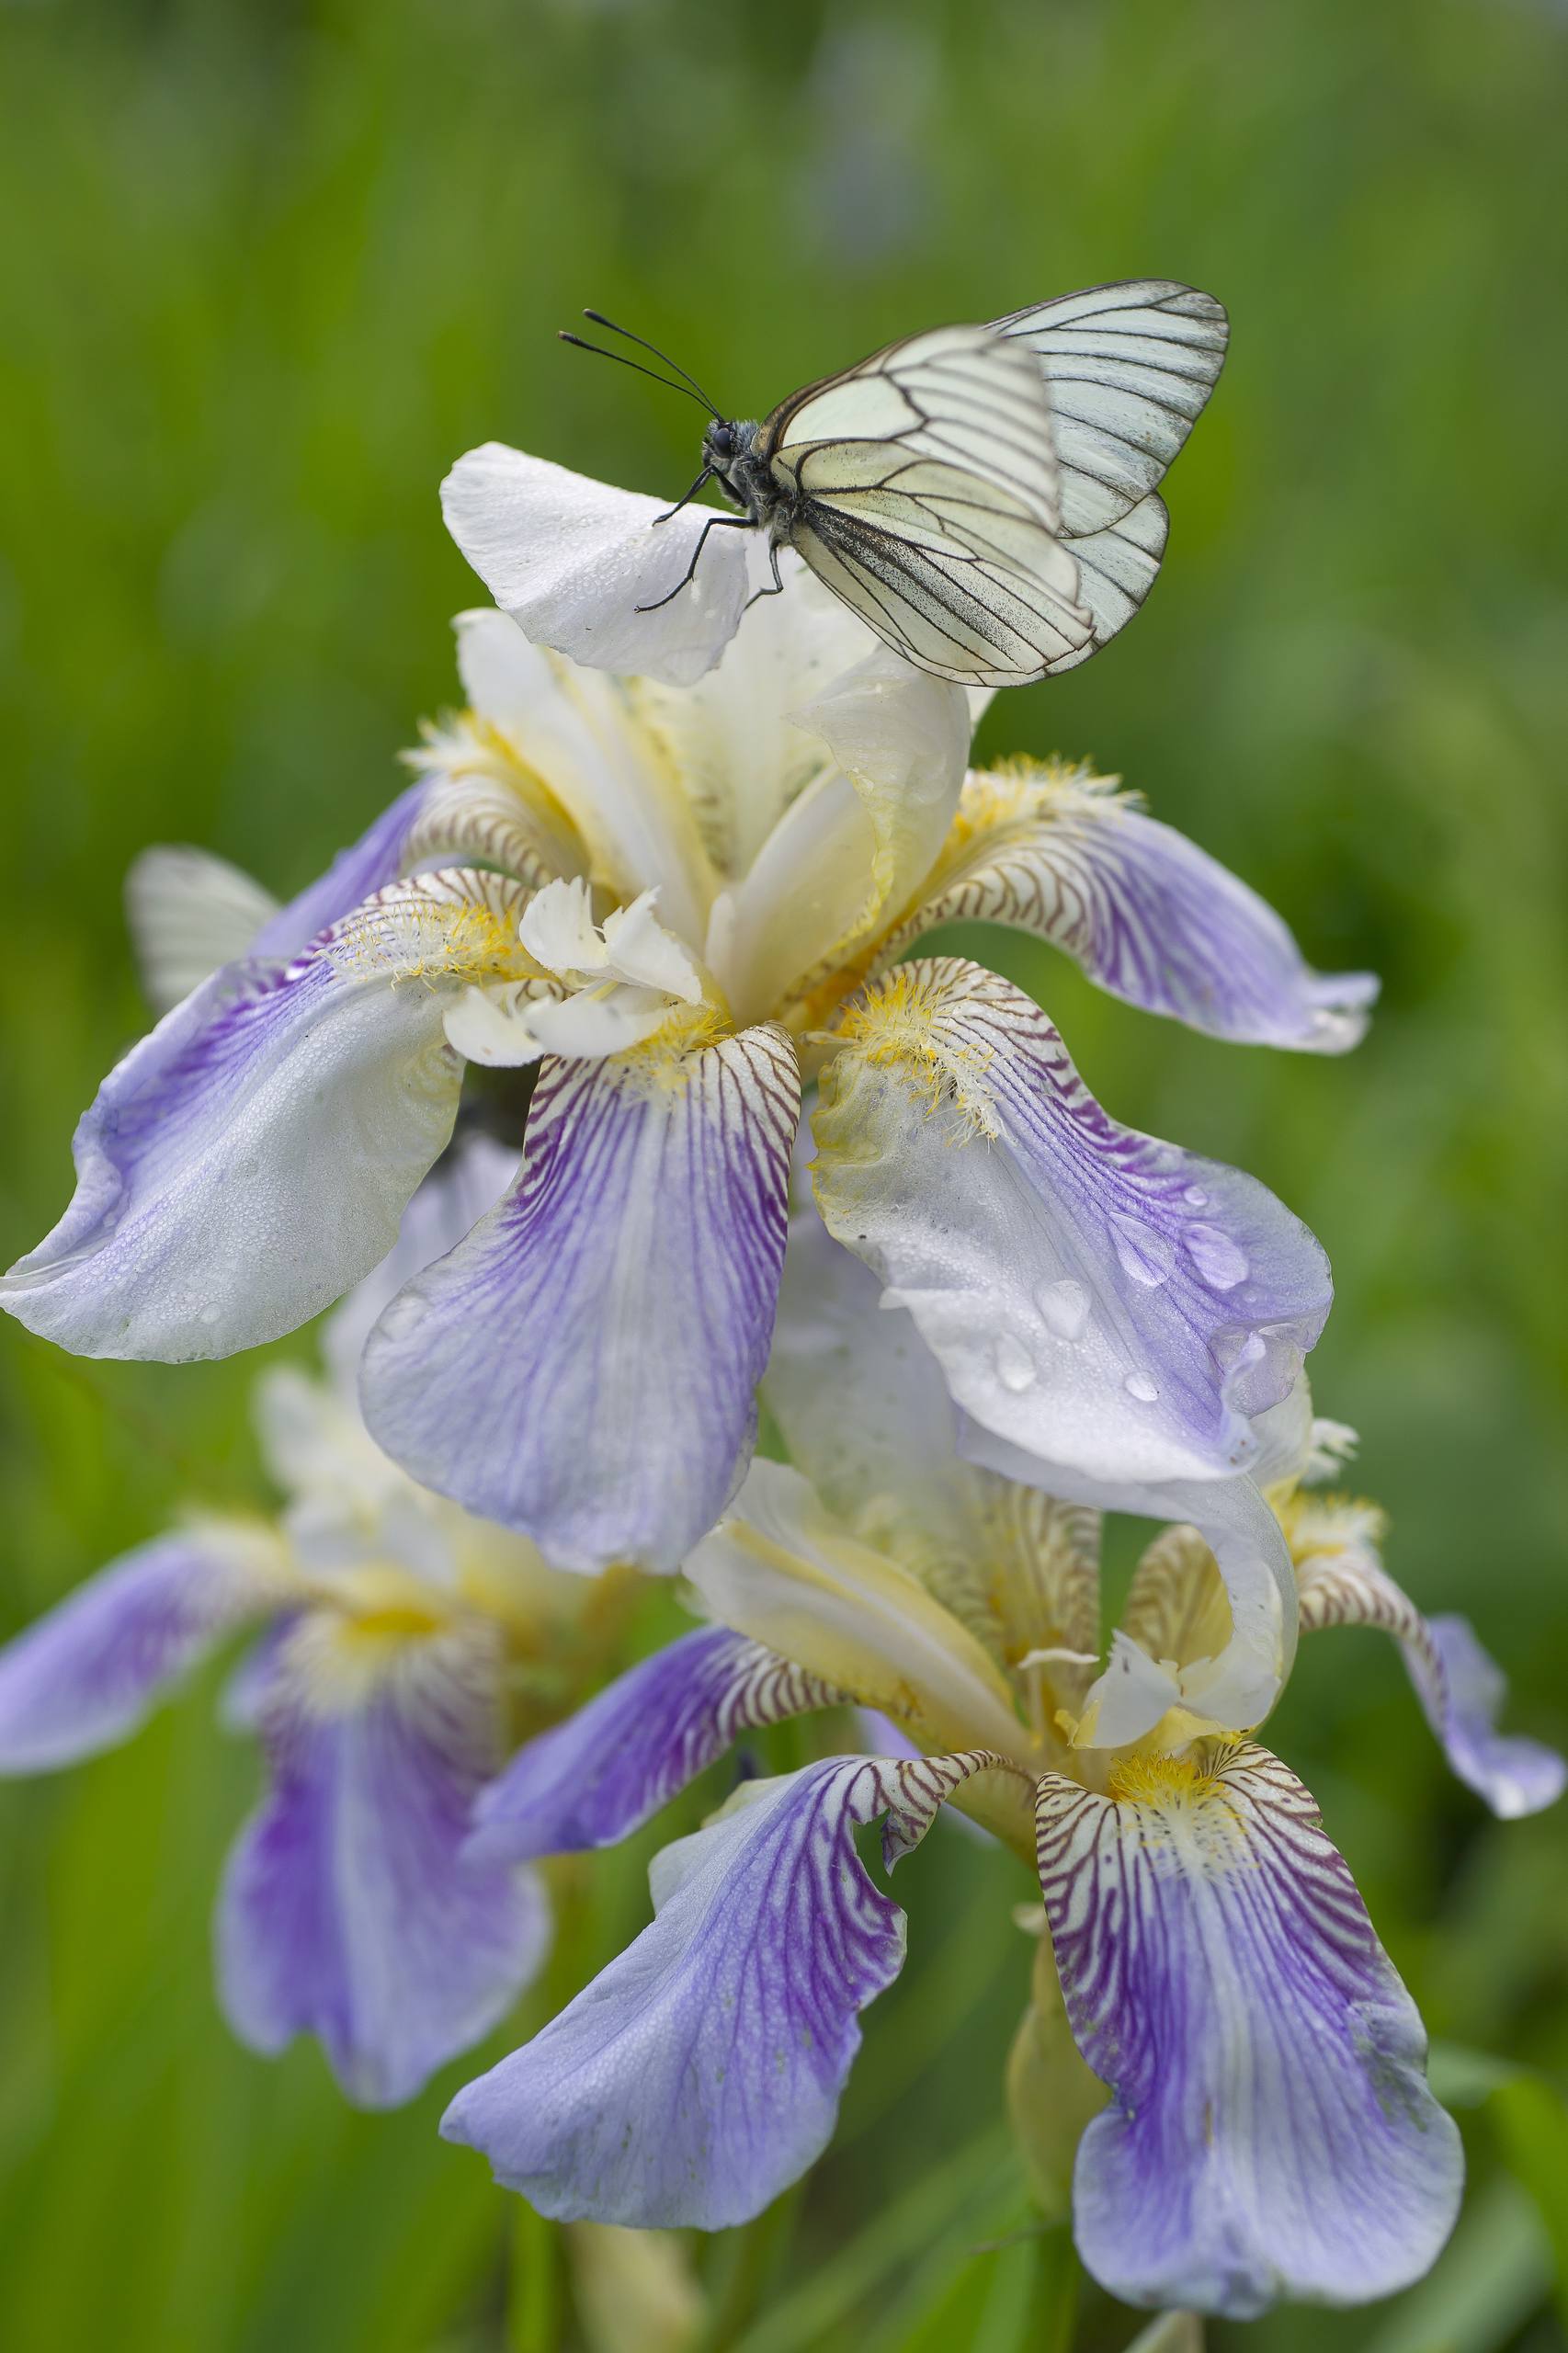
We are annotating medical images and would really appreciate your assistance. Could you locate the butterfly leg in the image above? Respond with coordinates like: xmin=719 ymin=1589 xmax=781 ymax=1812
xmin=652 ymin=466 xmax=714 ymax=526
xmin=743 ymin=538 xmax=787 ymax=612
xmin=636 ymin=514 xmax=754 ymax=611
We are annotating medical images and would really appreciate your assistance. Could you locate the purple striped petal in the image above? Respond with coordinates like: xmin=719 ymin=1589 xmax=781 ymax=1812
xmin=218 ymin=1616 xmax=548 ymax=2108
xmin=1293 ymin=1508 xmax=1564 ymax=1818
xmin=1035 ymin=1745 xmax=1462 ymax=2315
xmin=1 ymin=872 xmax=528 ymax=1360
xmin=442 ymin=1748 xmax=1008 ymax=2225
xmin=0 ymin=1533 xmax=286 ymax=1772
xmin=882 ymin=767 xmax=1377 ymax=1051
xmin=467 ymin=1626 xmax=836 ymax=1865
xmin=814 ymin=959 xmax=1331 ymax=1493
xmin=360 ymin=1024 xmax=800 ymax=1571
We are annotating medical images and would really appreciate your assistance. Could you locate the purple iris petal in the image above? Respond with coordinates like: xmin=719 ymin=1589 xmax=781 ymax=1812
xmin=218 ymin=1620 xmax=548 ymax=2109
xmin=1 ymin=876 xmax=517 ymax=1360
xmin=1296 ymin=1545 xmax=1563 ymax=1818
xmin=360 ymin=1026 xmax=800 ymax=1572
xmin=466 ymin=1626 xmax=836 ymax=1865
xmin=1419 ymin=1616 xmax=1565 ymax=1817
xmin=0 ymin=1536 xmax=278 ymax=1772
xmin=443 ymin=1750 xmax=990 ymax=2226
xmin=814 ymin=959 xmax=1332 ymax=1494
xmin=892 ymin=774 xmax=1377 ymax=1051
xmin=1035 ymin=1744 xmax=1462 ymax=2316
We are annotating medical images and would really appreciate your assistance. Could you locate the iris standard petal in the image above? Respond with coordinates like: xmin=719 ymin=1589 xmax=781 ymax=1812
xmin=707 ymin=650 xmax=971 ymax=1025
xmin=442 ymin=1748 xmax=1009 ymax=2226
xmin=1035 ymin=1744 xmax=1462 ymax=2316
xmin=361 ymin=1024 xmax=800 ymax=1571
xmin=0 ymin=1529 xmax=291 ymax=1771
xmin=466 ymin=1626 xmax=836 ymax=1865
xmin=1 ymin=871 xmax=534 ymax=1359
xmin=813 ymin=958 xmax=1332 ymax=1491
xmin=217 ymin=1616 xmax=549 ymax=2108
xmin=880 ymin=766 xmax=1378 ymax=1051
xmin=442 ymin=446 xmax=752 ymax=690
xmin=1293 ymin=1502 xmax=1564 ymax=1817
xmin=631 ymin=555 xmax=880 ymax=881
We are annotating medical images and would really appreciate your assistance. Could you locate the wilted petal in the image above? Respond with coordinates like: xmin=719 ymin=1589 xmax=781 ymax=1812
xmin=813 ymin=959 xmax=1332 ymax=1491
xmin=1 ymin=872 xmax=533 ymax=1359
xmin=467 ymin=1626 xmax=836 ymax=1865
xmin=1293 ymin=1499 xmax=1564 ymax=1817
xmin=361 ymin=1025 xmax=800 ymax=1571
xmin=881 ymin=767 xmax=1377 ymax=1051
xmin=442 ymin=1747 xmax=1011 ymax=2224
xmin=442 ymin=446 xmax=752 ymax=690
xmin=1035 ymin=1744 xmax=1462 ymax=2315
xmin=218 ymin=1616 xmax=549 ymax=2107
xmin=0 ymin=1529 xmax=291 ymax=1771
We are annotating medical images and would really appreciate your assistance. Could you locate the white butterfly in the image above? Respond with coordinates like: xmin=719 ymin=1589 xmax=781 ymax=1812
xmin=564 ymin=280 xmax=1227 ymax=688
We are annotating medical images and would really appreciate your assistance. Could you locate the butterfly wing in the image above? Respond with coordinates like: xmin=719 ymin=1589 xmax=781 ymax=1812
xmin=1035 ymin=492 xmax=1168 ymax=675
xmin=764 ymin=324 xmax=1091 ymax=686
xmin=991 ymin=281 xmax=1228 ymax=538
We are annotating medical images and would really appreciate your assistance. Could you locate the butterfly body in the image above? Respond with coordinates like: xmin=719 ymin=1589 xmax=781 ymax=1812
xmin=568 ymin=283 xmax=1230 ymax=686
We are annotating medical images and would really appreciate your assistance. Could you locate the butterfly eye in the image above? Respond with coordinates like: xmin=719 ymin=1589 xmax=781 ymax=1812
xmin=705 ymin=422 xmax=735 ymax=463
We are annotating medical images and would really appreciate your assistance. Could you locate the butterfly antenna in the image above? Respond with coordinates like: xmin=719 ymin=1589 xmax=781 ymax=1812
xmin=581 ymin=310 xmax=722 ymax=416
xmin=557 ymin=332 xmax=715 ymax=411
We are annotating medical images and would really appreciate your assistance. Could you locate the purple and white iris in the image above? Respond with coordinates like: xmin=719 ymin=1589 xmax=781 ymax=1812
xmin=439 ymin=1211 xmax=1562 ymax=2317
xmin=2 ymin=577 xmax=1370 ymax=1578
xmin=0 ymin=1218 xmax=639 ymax=2107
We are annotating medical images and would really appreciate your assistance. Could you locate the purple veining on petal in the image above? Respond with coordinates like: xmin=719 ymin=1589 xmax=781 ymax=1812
xmin=888 ymin=775 xmax=1377 ymax=1052
xmin=466 ymin=1626 xmax=835 ymax=1865
xmin=1035 ymin=1744 xmax=1462 ymax=2317
xmin=1296 ymin=1546 xmax=1564 ymax=1818
xmin=0 ymin=881 xmax=513 ymax=1359
xmin=442 ymin=1748 xmax=996 ymax=2226
xmin=814 ymin=959 xmax=1332 ymax=1492
xmin=361 ymin=1026 xmax=801 ymax=1572
xmin=0 ymin=1537 xmax=275 ymax=1772
xmin=217 ymin=1619 xmax=549 ymax=2108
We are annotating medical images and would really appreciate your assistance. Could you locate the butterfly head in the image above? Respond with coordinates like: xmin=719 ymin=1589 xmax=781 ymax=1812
xmin=701 ymin=417 xmax=774 ymax=521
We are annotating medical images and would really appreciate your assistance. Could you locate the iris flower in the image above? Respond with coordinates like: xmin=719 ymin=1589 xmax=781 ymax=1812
xmin=4 ymin=579 xmax=1370 ymax=1576
xmin=439 ymin=1207 xmax=1562 ymax=2318
xmin=0 ymin=1164 xmax=640 ymax=2106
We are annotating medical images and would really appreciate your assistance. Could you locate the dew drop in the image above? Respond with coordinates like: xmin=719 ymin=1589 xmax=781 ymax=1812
xmin=1109 ymin=1212 xmax=1176 ymax=1289
xmin=1185 ymin=1222 xmax=1248 ymax=1291
xmin=1123 ymin=1371 xmax=1160 ymax=1403
xmin=1183 ymin=1185 xmax=1209 ymax=1209
xmin=1037 ymin=1277 xmax=1091 ymax=1342
xmin=199 ymin=1303 xmax=221 ymax=1327
xmin=994 ymin=1334 xmax=1037 ymax=1392
xmin=375 ymin=1291 xmax=430 ymax=1343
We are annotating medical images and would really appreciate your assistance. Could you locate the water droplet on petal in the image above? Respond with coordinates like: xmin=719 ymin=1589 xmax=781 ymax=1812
xmin=1123 ymin=1371 xmax=1160 ymax=1403
xmin=199 ymin=1303 xmax=221 ymax=1327
xmin=1183 ymin=1186 xmax=1209 ymax=1209
xmin=994 ymin=1334 xmax=1037 ymax=1392
xmin=1185 ymin=1223 xmax=1248 ymax=1291
xmin=1109 ymin=1213 xmax=1176 ymax=1289
xmin=375 ymin=1291 xmax=429 ymax=1344
xmin=1037 ymin=1278 xmax=1091 ymax=1342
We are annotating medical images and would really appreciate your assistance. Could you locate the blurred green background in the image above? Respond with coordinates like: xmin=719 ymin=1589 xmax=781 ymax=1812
xmin=2 ymin=0 xmax=1566 ymax=2346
